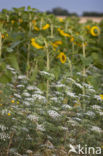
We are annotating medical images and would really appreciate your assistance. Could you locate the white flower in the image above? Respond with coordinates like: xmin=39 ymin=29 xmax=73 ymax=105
xmin=34 ymin=90 xmax=43 ymax=94
xmin=68 ymin=118 xmax=78 ymax=126
xmin=75 ymin=82 xmax=83 ymax=89
xmin=40 ymin=71 xmax=50 ymax=75
xmin=91 ymin=126 xmax=102 ymax=133
xmin=62 ymin=104 xmax=72 ymax=109
xmin=32 ymin=94 xmax=46 ymax=102
xmin=73 ymin=117 xmax=81 ymax=121
xmin=94 ymin=95 xmax=102 ymax=101
xmin=67 ymin=78 xmax=75 ymax=83
xmin=99 ymin=111 xmax=103 ymax=116
xmin=27 ymin=115 xmax=38 ymax=121
xmin=40 ymin=71 xmax=54 ymax=79
xmin=50 ymin=97 xmax=58 ymax=103
xmin=85 ymin=111 xmax=95 ymax=117
xmin=16 ymin=84 xmax=24 ymax=88
xmin=67 ymin=78 xmax=83 ymax=89
xmin=26 ymin=150 xmax=33 ymax=154
xmin=88 ymin=88 xmax=96 ymax=93
xmin=48 ymin=110 xmax=61 ymax=119
xmin=82 ymin=82 xmax=93 ymax=89
xmin=23 ymin=92 xmax=31 ymax=97
xmin=18 ymin=75 xmax=27 ymax=79
xmin=61 ymin=126 xmax=68 ymax=131
xmin=27 ymin=85 xmax=35 ymax=90
xmin=0 ymin=132 xmax=10 ymax=141
xmin=23 ymin=101 xmax=30 ymax=106
xmin=6 ymin=65 xmax=15 ymax=71
xmin=36 ymin=124 xmax=45 ymax=131
xmin=14 ymin=93 xmax=21 ymax=99
xmin=54 ymin=91 xmax=62 ymax=95
xmin=66 ymin=91 xmax=77 ymax=98
xmin=0 ymin=125 xmax=7 ymax=131
xmin=2 ymin=109 xmax=9 ymax=115
xmin=92 ymin=105 xmax=102 ymax=110
xmin=55 ymin=83 xmax=65 ymax=88
xmin=25 ymin=98 xmax=34 ymax=102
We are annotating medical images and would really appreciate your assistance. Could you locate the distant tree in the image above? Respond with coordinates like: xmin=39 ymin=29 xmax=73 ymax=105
xmin=52 ymin=7 xmax=69 ymax=16
xmin=83 ymin=12 xmax=103 ymax=17
xmin=46 ymin=7 xmax=78 ymax=16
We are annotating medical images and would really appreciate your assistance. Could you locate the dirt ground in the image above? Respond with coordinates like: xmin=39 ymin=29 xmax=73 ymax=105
xmin=57 ymin=16 xmax=103 ymax=23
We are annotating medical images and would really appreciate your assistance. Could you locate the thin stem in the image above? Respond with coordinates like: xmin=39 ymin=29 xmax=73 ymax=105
xmin=27 ymin=44 xmax=30 ymax=77
xmin=51 ymin=23 xmax=53 ymax=38
xmin=65 ymin=21 xmax=68 ymax=32
xmin=40 ymin=18 xmax=43 ymax=30
xmin=45 ymin=40 xmax=50 ymax=100
xmin=68 ymin=57 xmax=73 ymax=77
xmin=6 ymin=132 xmax=14 ymax=156
xmin=0 ymin=32 xmax=2 ymax=58
xmin=67 ymin=57 xmax=73 ymax=95
xmin=27 ymin=13 xmax=32 ymax=77
xmin=82 ymin=42 xmax=86 ymax=110
xmin=72 ymin=42 xmax=74 ymax=57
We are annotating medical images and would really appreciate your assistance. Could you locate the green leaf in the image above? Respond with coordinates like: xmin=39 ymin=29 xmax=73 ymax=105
xmin=10 ymin=41 xmax=22 ymax=49
xmin=5 ymin=54 xmax=20 ymax=71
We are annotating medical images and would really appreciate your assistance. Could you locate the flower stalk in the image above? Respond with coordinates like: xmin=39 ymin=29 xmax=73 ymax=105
xmin=82 ymin=42 xmax=86 ymax=110
xmin=0 ymin=32 xmax=2 ymax=58
xmin=27 ymin=13 xmax=32 ymax=77
xmin=45 ymin=40 xmax=50 ymax=100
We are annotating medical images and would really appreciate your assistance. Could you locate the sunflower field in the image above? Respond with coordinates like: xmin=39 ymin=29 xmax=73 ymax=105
xmin=0 ymin=6 xmax=103 ymax=156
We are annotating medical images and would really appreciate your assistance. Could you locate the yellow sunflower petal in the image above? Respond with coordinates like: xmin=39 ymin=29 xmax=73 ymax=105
xmin=42 ymin=24 xmax=50 ymax=30
xmin=90 ymin=26 xmax=100 ymax=36
xmin=58 ymin=52 xmax=66 ymax=64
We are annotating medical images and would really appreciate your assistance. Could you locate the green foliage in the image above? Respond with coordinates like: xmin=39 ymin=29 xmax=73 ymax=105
xmin=0 ymin=6 xmax=103 ymax=155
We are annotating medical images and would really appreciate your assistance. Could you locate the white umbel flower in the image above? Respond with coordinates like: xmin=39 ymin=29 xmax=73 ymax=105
xmin=48 ymin=110 xmax=61 ymax=119
xmin=91 ymin=126 xmax=102 ymax=133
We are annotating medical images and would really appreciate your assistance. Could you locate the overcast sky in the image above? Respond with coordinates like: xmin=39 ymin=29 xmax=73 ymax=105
xmin=0 ymin=0 xmax=103 ymax=15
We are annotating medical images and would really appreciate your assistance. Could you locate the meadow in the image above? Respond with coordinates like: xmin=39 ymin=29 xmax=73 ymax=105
xmin=0 ymin=7 xmax=103 ymax=156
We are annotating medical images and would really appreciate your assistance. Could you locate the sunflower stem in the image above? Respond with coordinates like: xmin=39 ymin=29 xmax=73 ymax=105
xmin=82 ymin=42 xmax=86 ymax=111
xmin=40 ymin=18 xmax=43 ymax=30
xmin=72 ymin=42 xmax=75 ymax=60
xmin=65 ymin=21 xmax=68 ymax=32
xmin=26 ymin=13 xmax=32 ymax=77
xmin=44 ymin=40 xmax=50 ymax=101
xmin=51 ymin=23 xmax=53 ymax=37
xmin=0 ymin=32 xmax=2 ymax=58
xmin=67 ymin=57 xmax=73 ymax=90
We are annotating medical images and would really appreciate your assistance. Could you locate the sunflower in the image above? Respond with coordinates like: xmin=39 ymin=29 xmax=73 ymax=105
xmin=32 ymin=20 xmax=36 ymax=25
xmin=58 ymin=17 xmax=64 ymax=22
xmin=31 ymin=38 xmax=43 ymax=49
xmin=42 ymin=24 xmax=50 ymax=30
xmin=57 ymin=28 xmax=70 ymax=37
xmin=34 ymin=26 xmax=40 ymax=31
xmin=11 ymin=20 xmax=15 ymax=24
xmin=58 ymin=52 xmax=66 ymax=64
xmin=18 ymin=19 xmax=23 ymax=23
xmin=1 ymin=34 xmax=5 ymax=39
xmin=100 ymin=94 xmax=103 ymax=100
xmin=85 ymin=25 xmax=90 ymax=30
xmin=52 ymin=40 xmax=62 ymax=48
xmin=70 ymin=37 xmax=74 ymax=42
xmin=90 ymin=26 xmax=100 ymax=36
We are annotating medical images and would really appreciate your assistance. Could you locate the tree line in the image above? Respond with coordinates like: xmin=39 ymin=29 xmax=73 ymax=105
xmin=46 ymin=7 xmax=103 ymax=17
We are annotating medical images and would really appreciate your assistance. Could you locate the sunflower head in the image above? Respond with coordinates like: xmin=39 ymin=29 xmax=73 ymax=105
xmin=90 ymin=26 xmax=100 ymax=37
xmin=58 ymin=17 xmax=64 ymax=22
xmin=42 ymin=24 xmax=50 ymax=30
xmin=58 ymin=52 xmax=66 ymax=64
xmin=100 ymin=94 xmax=103 ymax=100
xmin=70 ymin=37 xmax=74 ymax=42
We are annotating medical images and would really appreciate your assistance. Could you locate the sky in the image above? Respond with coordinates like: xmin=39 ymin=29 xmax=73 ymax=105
xmin=0 ymin=0 xmax=103 ymax=15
